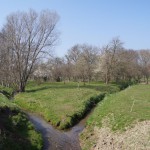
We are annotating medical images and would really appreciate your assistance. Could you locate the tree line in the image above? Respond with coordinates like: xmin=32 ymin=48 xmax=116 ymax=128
xmin=34 ymin=38 xmax=150 ymax=85
xmin=0 ymin=9 xmax=150 ymax=92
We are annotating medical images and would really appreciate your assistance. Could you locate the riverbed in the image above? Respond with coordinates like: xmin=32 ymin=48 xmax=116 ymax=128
xmin=27 ymin=112 xmax=90 ymax=150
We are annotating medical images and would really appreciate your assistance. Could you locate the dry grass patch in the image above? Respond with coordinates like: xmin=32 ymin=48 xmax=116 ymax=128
xmin=92 ymin=120 xmax=150 ymax=150
xmin=81 ymin=118 xmax=150 ymax=150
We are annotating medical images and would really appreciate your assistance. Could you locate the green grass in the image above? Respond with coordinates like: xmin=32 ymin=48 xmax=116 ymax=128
xmin=14 ymin=81 xmax=119 ymax=129
xmin=80 ymin=84 xmax=150 ymax=149
xmin=0 ymin=93 xmax=15 ymax=107
xmin=86 ymin=84 xmax=150 ymax=130
xmin=0 ymin=86 xmax=14 ymax=99
xmin=0 ymin=93 xmax=43 ymax=150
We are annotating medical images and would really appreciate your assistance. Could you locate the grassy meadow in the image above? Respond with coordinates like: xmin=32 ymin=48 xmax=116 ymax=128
xmin=0 ymin=93 xmax=43 ymax=150
xmin=80 ymin=84 xmax=150 ymax=149
xmin=14 ymin=81 xmax=119 ymax=129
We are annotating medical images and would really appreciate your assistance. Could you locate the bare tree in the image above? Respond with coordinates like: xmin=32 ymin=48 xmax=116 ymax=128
xmin=50 ymin=57 xmax=64 ymax=82
xmin=64 ymin=55 xmax=73 ymax=81
xmin=80 ymin=44 xmax=98 ymax=82
xmin=66 ymin=44 xmax=82 ymax=81
xmin=2 ymin=9 xmax=59 ymax=92
xmin=114 ymin=49 xmax=141 ymax=82
xmin=65 ymin=44 xmax=98 ymax=83
xmin=100 ymin=37 xmax=123 ymax=84
xmin=0 ymin=32 xmax=17 ymax=87
xmin=67 ymin=44 xmax=81 ymax=64
xmin=139 ymin=49 xmax=150 ymax=84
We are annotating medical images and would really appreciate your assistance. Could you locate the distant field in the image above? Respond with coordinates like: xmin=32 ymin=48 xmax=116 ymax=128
xmin=80 ymin=84 xmax=150 ymax=149
xmin=14 ymin=81 xmax=119 ymax=129
xmin=0 ymin=93 xmax=43 ymax=150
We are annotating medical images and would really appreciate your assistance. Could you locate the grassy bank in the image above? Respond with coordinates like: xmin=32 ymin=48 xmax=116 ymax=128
xmin=14 ymin=81 xmax=119 ymax=129
xmin=80 ymin=84 xmax=150 ymax=149
xmin=0 ymin=86 xmax=14 ymax=99
xmin=0 ymin=93 xmax=43 ymax=150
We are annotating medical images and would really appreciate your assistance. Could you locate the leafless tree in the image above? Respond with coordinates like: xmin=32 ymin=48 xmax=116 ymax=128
xmin=1 ymin=9 xmax=59 ymax=92
xmin=67 ymin=44 xmax=81 ymax=64
xmin=139 ymin=49 xmax=150 ymax=84
xmin=0 ymin=32 xmax=17 ymax=87
xmin=80 ymin=44 xmax=98 ymax=82
xmin=114 ymin=49 xmax=141 ymax=82
xmin=50 ymin=57 xmax=64 ymax=82
xmin=100 ymin=37 xmax=123 ymax=84
xmin=64 ymin=44 xmax=98 ymax=83
xmin=66 ymin=44 xmax=82 ymax=81
xmin=64 ymin=55 xmax=73 ymax=81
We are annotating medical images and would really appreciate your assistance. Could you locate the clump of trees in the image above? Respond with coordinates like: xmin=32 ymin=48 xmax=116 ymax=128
xmin=99 ymin=38 xmax=142 ymax=84
xmin=41 ymin=44 xmax=99 ymax=84
xmin=1 ymin=10 xmax=150 ymax=93
xmin=0 ymin=9 xmax=59 ymax=92
xmin=34 ymin=38 xmax=150 ymax=85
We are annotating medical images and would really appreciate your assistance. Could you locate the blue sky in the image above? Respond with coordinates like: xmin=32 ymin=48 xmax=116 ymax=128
xmin=0 ymin=0 xmax=150 ymax=56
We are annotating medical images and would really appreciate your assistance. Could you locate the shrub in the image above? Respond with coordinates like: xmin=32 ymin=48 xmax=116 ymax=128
xmin=10 ymin=113 xmax=28 ymax=129
xmin=117 ymin=80 xmax=136 ymax=90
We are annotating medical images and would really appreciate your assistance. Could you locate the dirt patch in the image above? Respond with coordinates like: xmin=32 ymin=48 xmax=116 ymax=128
xmin=91 ymin=121 xmax=150 ymax=150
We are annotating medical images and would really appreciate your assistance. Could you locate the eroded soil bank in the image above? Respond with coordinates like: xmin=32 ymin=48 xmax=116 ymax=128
xmin=27 ymin=112 xmax=89 ymax=150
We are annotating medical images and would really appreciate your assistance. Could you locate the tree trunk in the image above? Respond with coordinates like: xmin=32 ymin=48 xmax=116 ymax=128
xmin=105 ymin=73 xmax=109 ymax=84
xmin=19 ymin=81 xmax=26 ymax=92
xmin=146 ymin=77 xmax=149 ymax=84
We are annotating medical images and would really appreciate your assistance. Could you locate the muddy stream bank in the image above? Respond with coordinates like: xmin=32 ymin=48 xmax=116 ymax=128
xmin=27 ymin=111 xmax=92 ymax=150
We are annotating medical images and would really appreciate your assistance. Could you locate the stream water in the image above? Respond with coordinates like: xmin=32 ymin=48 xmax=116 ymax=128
xmin=27 ymin=112 xmax=91 ymax=150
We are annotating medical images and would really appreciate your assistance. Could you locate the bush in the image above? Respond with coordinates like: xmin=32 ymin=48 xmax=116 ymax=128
xmin=10 ymin=113 xmax=28 ymax=129
xmin=117 ymin=80 xmax=137 ymax=90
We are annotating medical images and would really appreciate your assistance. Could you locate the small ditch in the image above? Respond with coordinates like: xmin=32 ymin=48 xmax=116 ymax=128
xmin=26 ymin=94 xmax=105 ymax=150
xmin=1 ymin=84 xmax=128 ymax=150
xmin=27 ymin=112 xmax=92 ymax=150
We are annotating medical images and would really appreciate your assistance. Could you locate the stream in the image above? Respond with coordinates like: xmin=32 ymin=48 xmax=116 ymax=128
xmin=27 ymin=112 xmax=91 ymax=150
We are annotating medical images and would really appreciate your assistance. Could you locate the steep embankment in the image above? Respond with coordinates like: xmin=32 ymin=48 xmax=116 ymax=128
xmin=80 ymin=84 xmax=150 ymax=150
xmin=0 ymin=93 xmax=43 ymax=150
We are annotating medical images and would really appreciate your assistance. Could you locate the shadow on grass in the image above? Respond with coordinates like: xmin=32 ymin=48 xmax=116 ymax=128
xmin=0 ymin=107 xmax=42 ymax=150
xmin=26 ymin=86 xmax=52 ymax=93
xmin=0 ymin=90 xmax=12 ymax=99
